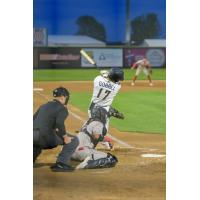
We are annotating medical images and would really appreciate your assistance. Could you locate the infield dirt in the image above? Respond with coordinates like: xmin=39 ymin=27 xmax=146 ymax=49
xmin=33 ymin=80 xmax=166 ymax=200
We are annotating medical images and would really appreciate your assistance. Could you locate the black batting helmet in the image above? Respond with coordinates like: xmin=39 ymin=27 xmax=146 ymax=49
xmin=108 ymin=68 xmax=124 ymax=83
xmin=91 ymin=106 xmax=108 ymax=124
xmin=53 ymin=87 xmax=70 ymax=97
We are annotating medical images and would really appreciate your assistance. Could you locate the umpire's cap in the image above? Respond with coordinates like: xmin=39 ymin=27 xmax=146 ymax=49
xmin=108 ymin=68 xmax=124 ymax=83
xmin=53 ymin=87 xmax=70 ymax=97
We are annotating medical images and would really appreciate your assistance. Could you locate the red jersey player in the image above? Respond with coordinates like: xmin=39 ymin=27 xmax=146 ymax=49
xmin=131 ymin=58 xmax=153 ymax=86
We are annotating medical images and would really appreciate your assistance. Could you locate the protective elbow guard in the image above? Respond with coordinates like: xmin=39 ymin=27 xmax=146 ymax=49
xmin=108 ymin=107 xmax=124 ymax=119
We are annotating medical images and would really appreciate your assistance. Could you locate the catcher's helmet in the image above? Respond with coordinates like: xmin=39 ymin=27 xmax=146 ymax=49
xmin=91 ymin=106 xmax=108 ymax=124
xmin=53 ymin=87 xmax=70 ymax=97
xmin=108 ymin=68 xmax=124 ymax=83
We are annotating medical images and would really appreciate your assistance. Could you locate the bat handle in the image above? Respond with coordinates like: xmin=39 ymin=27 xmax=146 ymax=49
xmin=94 ymin=63 xmax=100 ymax=70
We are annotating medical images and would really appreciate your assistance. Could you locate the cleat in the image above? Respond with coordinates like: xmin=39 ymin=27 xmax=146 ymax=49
xmin=76 ymin=156 xmax=91 ymax=170
xmin=50 ymin=162 xmax=74 ymax=172
xmin=131 ymin=82 xmax=135 ymax=86
xmin=149 ymin=82 xmax=153 ymax=86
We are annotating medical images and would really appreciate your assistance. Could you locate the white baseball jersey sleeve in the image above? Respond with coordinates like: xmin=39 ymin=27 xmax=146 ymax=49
xmin=90 ymin=75 xmax=121 ymax=111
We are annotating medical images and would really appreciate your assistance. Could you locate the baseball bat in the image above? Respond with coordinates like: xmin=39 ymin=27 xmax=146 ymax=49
xmin=80 ymin=49 xmax=97 ymax=67
xmin=80 ymin=49 xmax=108 ymax=77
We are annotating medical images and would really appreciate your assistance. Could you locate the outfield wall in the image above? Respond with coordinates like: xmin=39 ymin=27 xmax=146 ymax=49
xmin=33 ymin=47 xmax=166 ymax=69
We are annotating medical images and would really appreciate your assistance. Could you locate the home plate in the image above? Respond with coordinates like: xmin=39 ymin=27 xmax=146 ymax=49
xmin=141 ymin=154 xmax=166 ymax=158
xmin=33 ymin=88 xmax=44 ymax=91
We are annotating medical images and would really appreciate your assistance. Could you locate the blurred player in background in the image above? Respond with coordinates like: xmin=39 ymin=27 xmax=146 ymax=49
xmin=130 ymin=58 xmax=153 ymax=86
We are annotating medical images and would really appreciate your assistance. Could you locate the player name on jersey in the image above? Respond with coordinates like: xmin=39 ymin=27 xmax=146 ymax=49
xmin=91 ymin=75 xmax=121 ymax=109
xmin=99 ymin=81 xmax=116 ymax=91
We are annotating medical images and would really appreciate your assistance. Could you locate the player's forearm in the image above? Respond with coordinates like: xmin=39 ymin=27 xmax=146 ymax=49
xmin=56 ymin=121 xmax=67 ymax=137
xmin=56 ymin=111 xmax=68 ymax=137
xmin=131 ymin=64 xmax=136 ymax=69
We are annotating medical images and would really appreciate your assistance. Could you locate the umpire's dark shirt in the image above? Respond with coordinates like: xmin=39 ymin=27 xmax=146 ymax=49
xmin=33 ymin=99 xmax=68 ymax=137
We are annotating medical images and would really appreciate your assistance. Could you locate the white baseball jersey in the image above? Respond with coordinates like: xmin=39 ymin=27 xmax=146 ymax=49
xmin=90 ymin=75 xmax=121 ymax=111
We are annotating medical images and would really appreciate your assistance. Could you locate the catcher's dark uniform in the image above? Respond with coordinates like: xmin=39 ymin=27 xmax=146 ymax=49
xmin=33 ymin=99 xmax=78 ymax=164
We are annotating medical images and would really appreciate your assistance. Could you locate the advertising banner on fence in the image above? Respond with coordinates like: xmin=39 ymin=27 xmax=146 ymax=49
xmin=81 ymin=49 xmax=123 ymax=67
xmin=36 ymin=48 xmax=81 ymax=69
xmin=124 ymin=48 xmax=166 ymax=67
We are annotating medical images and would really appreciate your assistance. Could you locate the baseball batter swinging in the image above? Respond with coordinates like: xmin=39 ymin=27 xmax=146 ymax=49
xmin=89 ymin=68 xmax=123 ymax=112
xmin=88 ymin=68 xmax=125 ymax=130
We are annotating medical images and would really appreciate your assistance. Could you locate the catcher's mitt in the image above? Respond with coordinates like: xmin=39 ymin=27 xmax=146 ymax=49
xmin=108 ymin=106 xmax=124 ymax=119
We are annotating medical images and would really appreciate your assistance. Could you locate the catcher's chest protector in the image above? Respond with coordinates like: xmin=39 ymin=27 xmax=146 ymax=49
xmin=80 ymin=119 xmax=107 ymax=147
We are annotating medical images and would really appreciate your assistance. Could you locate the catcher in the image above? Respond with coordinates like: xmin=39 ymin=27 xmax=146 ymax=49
xmin=72 ymin=106 xmax=119 ymax=170
xmin=130 ymin=58 xmax=153 ymax=86
xmin=100 ymin=106 xmax=124 ymax=149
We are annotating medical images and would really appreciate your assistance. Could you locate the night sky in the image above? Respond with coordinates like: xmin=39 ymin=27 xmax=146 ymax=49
xmin=33 ymin=0 xmax=166 ymax=42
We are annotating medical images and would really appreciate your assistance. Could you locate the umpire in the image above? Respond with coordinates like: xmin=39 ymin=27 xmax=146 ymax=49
xmin=33 ymin=87 xmax=79 ymax=172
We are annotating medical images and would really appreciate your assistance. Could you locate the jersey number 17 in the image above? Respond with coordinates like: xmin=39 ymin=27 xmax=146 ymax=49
xmin=97 ymin=88 xmax=111 ymax=100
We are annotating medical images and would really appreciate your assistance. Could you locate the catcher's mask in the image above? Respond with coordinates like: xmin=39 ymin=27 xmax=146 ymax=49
xmin=108 ymin=68 xmax=124 ymax=83
xmin=91 ymin=106 xmax=108 ymax=125
xmin=53 ymin=87 xmax=70 ymax=105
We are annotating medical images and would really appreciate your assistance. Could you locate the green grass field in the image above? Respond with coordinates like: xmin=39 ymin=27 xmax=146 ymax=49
xmin=70 ymin=91 xmax=166 ymax=134
xmin=34 ymin=69 xmax=166 ymax=134
xmin=33 ymin=68 xmax=166 ymax=81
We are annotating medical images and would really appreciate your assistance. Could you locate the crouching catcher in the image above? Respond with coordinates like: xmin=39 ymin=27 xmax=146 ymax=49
xmin=73 ymin=106 xmax=118 ymax=170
